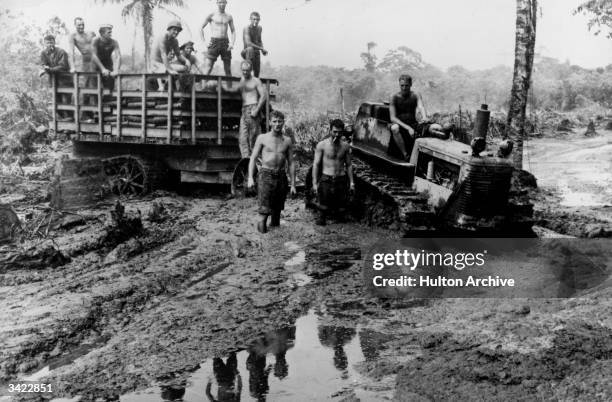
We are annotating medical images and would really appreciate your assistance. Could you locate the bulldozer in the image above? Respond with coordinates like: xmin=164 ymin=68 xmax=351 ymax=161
xmin=307 ymin=102 xmax=534 ymax=235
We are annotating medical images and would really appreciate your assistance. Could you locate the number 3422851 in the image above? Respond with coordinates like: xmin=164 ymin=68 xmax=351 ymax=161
xmin=8 ymin=383 xmax=53 ymax=393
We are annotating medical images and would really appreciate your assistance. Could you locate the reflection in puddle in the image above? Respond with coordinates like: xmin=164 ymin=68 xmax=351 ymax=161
xmin=121 ymin=310 xmax=390 ymax=401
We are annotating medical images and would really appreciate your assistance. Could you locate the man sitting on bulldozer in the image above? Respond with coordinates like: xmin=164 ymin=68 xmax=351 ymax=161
xmin=389 ymin=74 xmax=431 ymax=159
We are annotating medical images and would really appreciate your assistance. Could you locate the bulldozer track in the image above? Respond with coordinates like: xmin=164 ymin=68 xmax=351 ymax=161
xmin=352 ymin=156 xmax=438 ymax=233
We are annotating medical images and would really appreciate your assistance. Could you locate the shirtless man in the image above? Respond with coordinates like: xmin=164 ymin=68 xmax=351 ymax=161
xmin=152 ymin=21 xmax=190 ymax=75
xmin=227 ymin=60 xmax=267 ymax=157
xmin=201 ymin=0 xmax=235 ymax=77
xmin=241 ymin=11 xmax=268 ymax=78
xmin=248 ymin=110 xmax=296 ymax=233
xmin=312 ymin=119 xmax=355 ymax=225
xmin=68 ymin=17 xmax=96 ymax=121
xmin=91 ymin=24 xmax=121 ymax=90
xmin=389 ymin=74 xmax=428 ymax=159
xmin=68 ymin=18 xmax=96 ymax=73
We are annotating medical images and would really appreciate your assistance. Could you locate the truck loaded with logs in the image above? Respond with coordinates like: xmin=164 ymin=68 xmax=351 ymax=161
xmin=48 ymin=72 xmax=277 ymax=209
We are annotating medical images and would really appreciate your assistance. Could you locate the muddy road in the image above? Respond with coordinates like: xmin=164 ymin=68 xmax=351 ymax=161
xmin=0 ymin=128 xmax=611 ymax=401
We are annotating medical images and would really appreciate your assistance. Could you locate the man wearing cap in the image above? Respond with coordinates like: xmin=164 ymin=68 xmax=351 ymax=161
xmin=152 ymin=20 xmax=190 ymax=75
xmin=40 ymin=35 xmax=73 ymax=121
xmin=312 ymin=119 xmax=355 ymax=225
xmin=170 ymin=41 xmax=202 ymax=74
xmin=201 ymin=0 xmax=235 ymax=77
xmin=92 ymin=24 xmax=121 ymax=90
xmin=241 ymin=11 xmax=267 ymax=78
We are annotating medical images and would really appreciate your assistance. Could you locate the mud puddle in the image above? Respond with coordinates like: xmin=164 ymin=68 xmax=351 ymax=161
xmin=283 ymin=242 xmax=312 ymax=288
xmin=121 ymin=309 xmax=391 ymax=402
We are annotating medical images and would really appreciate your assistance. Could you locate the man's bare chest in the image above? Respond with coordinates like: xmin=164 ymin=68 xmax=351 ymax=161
xmin=212 ymin=13 xmax=230 ymax=26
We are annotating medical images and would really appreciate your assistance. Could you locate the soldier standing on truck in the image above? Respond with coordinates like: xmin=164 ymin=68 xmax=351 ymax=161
xmin=247 ymin=110 xmax=296 ymax=233
xmin=389 ymin=74 xmax=428 ymax=159
xmin=201 ymin=0 xmax=235 ymax=77
xmin=241 ymin=11 xmax=268 ymax=78
xmin=92 ymin=24 xmax=121 ymax=90
xmin=40 ymin=35 xmax=73 ymax=121
xmin=225 ymin=60 xmax=267 ymax=158
xmin=68 ymin=17 xmax=96 ymax=122
xmin=312 ymin=119 xmax=355 ymax=225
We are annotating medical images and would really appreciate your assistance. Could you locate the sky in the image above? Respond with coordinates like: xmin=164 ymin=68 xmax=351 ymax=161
xmin=3 ymin=0 xmax=611 ymax=70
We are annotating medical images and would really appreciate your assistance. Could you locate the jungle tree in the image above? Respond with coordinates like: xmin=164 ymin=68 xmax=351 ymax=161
xmin=505 ymin=0 xmax=538 ymax=169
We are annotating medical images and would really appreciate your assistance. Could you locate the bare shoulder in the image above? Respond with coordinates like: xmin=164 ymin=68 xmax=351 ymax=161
xmin=205 ymin=12 xmax=214 ymax=21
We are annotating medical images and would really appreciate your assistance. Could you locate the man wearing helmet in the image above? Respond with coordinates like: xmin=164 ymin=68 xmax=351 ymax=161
xmin=152 ymin=20 xmax=191 ymax=75
xmin=312 ymin=119 xmax=355 ymax=225
xmin=201 ymin=0 xmax=235 ymax=77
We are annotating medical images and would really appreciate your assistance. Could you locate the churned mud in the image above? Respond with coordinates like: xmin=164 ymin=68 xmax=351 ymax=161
xmin=0 ymin=128 xmax=610 ymax=401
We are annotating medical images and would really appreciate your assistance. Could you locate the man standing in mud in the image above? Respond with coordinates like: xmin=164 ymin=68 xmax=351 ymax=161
xmin=247 ymin=110 xmax=296 ymax=233
xmin=389 ymin=74 xmax=428 ymax=159
xmin=92 ymin=24 xmax=121 ymax=90
xmin=312 ymin=119 xmax=355 ymax=225
xmin=201 ymin=0 xmax=236 ymax=77
xmin=68 ymin=17 xmax=96 ymax=121
xmin=241 ymin=11 xmax=268 ymax=78
xmin=226 ymin=60 xmax=267 ymax=158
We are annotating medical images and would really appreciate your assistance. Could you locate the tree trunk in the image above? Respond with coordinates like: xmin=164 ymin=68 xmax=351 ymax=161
xmin=505 ymin=0 xmax=537 ymax=169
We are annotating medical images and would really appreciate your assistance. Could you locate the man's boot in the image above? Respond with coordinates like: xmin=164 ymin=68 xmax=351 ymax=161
xmin=270 ymin=211 xmax=281 ymax=227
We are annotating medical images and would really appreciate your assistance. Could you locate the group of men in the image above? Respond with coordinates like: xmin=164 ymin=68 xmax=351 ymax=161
xmin=39 ymin=1 xmax=432 ymax=235
xmin=40 ymin=0 xmax=267 ymax=86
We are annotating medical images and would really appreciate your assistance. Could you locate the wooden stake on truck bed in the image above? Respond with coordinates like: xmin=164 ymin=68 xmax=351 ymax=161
xmin=167 ymin=74 xmax=173 ymax=143
xmin=97 ymin=74 xmax=103 ymax=139
xmin=141 ymin=75 xmax=147 ymax=142
xmin=217 ymin=77 xmax=222 ymax=145
xmin=74 ymin=73 xmax=80 ymax=139
xmin=191 ymin=77 xmax=196 ymax=144
xmin=116 ymin=75 xmax=122 ymax=139
xmin=52 ymin=74 xmax=57 ymax=134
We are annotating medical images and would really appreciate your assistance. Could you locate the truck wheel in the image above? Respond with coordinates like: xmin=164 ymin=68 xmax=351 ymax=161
xmin=103 ymin=155 xmax=149 ymax=196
